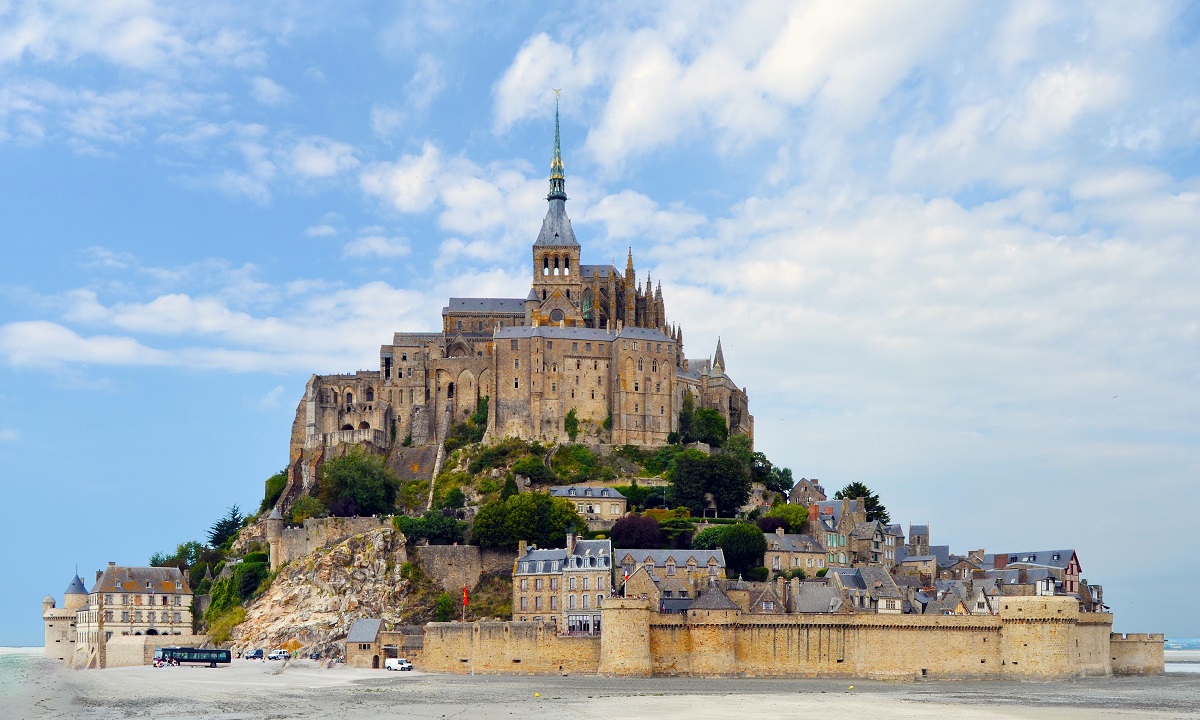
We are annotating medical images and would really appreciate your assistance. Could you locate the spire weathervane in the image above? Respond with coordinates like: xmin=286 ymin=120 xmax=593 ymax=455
xmin=548 ymin=90 xmax=567 ymax=201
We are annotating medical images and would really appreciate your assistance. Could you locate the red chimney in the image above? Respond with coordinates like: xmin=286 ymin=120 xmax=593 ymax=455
xmin=993 ymin=555 xmax=1007 ymax=570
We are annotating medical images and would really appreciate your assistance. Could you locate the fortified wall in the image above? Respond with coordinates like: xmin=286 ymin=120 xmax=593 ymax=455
xmin=265 ymin=515 xmax=391 ymax=571
xmin=1110 ymin=633 xmax=1166 ymax=675
xmin=421 ymin=595 xmax=1158 ymax=680
xmin=410 ymin=545 xmax=514 ymax=593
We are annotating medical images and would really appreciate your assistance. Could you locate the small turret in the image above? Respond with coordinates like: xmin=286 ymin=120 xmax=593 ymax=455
xmin=64 ymin=574 xmax=88 ymax=610
xmin=713 ymin=337 xmax=726 ymax=376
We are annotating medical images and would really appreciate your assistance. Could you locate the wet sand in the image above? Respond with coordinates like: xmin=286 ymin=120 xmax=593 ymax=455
xmin=8 ymin=656 xmax=1200 ymax=720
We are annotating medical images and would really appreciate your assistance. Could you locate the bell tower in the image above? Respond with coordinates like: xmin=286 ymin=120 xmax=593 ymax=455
xmin=529 ymin=91 xmax=583 ymax=326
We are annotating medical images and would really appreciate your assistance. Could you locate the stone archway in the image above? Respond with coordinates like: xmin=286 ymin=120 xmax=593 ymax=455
xmin=372 ymin=655 xmax=379 ymax=669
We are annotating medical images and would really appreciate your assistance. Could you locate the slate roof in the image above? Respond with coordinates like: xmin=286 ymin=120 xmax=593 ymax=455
xmin=901 ymin=555 xmax=938 ymax=564
xmin=793 ymin=584 xmax=845 ymax=613
xmin=690 ymin=585 xmax=739 ymax=611
xmin=535 ymin=197 xmax=579 ymax=247
xmin=850 ymin=521 xmax=882 ymax=540
xmin=909 ymin=524 xmax=929 ymax=536
xmin=929 ymin=545 xmax=952 ymax=568
xmin=883 ymin=524 xmax=905 ymax=540
xmin=828 ymin=567 xmax=902 ymax=600
xmin=90 ymin=565 xmax=190 ymax=595
xmin=494 ymin=325 xmax=673 ymax=343
xmin=814 ymin=499 xmax=865 ymax=526
xmin=765 ymin=532 xmax=826 ymax=554
xmin=65 ymin=575 xmax=88 ymax=596
xmin=983 ymin=549 xmax=1077 ymax=570
xmin=347 ymin=618 xmax=382 ymax=643
xmin=549 ymin=486 xmax=626 ymax=499
xmin=580 ymin=264 xmax=617 ymax=279
xmin=615 ymin=548 xmax=725 ymax=569
xmin=443 ymin=298 xmax=527 ymax=315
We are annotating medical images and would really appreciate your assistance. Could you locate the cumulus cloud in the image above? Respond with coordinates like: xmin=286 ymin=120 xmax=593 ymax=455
xmin=0 ymin=427 xmax=21 ymax=442
xmin=249 ymin=76 xmax=289 ymax=105
xmin=360 ymin=142 xmax=441 ymax=212
xmin=291 ymin=137 xmax=359 ymax=178
xmin=342 ymin=234 xmax=411 ymax=258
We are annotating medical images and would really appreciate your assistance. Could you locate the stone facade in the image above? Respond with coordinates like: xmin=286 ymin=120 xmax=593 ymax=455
xmin=512 ymin=536 xmax=612 ymax=632
xmin=411 ymin=544 xmax=514 ymax=594
xmin=264 ymin=512 xmax=391 ymax=571
xmin=281 ymin=108 xmax=752 ymax=510
xmin=420 ymin=594 xmax=1160 ymax=679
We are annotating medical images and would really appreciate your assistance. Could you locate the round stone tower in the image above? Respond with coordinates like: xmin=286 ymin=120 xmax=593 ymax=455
xmin=598 ymin=596 xmax=653 ymax=676
xmin=265 ymin=506 xmax=285 ymax=570
xmin=64 ymin=574 xmax=88 ymax=610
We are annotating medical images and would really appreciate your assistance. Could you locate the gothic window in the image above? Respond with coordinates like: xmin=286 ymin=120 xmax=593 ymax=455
xmin=564 ymin=256 xmax=570 ymax=275
xmin=652 ymin=360 xmax=657 ymax=372
xmin=637 ymin=358 xmax=643 ymax=371
xmin=543 ymin=256 xmax=549 ymax=276
xmin=554 ymin=256 xmax=560 ymax=275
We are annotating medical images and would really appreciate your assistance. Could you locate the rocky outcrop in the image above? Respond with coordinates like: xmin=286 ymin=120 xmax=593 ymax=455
xmin=230 ymin=526 xmax=418 ymax=655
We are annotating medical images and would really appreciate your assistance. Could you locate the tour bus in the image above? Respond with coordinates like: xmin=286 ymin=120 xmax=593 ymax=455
xmin=153 ymin=647 xmax=232 ymax=668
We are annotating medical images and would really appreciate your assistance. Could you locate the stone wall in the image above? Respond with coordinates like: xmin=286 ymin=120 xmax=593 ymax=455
xmin=421 ymin=621 xmax=600 ymax=675
xmin=104 ymin=634 xmax=210 ymax=668
xmin=267 ymin=516 xmax=391 ymax=571
xmin=412 ymin=545 xmax=514 ymax=593
xmin=1110 ymin=633 xmax=1166 ymax=675
xmin=418 ymin=595 xmax=1153 ymax=680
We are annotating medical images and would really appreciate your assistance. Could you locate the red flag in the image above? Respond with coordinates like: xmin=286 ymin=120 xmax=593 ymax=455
xmin=462 ymin=585 xmax=469 ymax=606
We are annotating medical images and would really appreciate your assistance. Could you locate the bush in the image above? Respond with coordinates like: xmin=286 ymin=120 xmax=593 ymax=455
xmin=394 ymin=510 xmax=466 ymax=545
xmin=434 ymin=592 xmax=457 ymax=622
xmin=441 ymin=487 xmax=465 ymax=509
xmin=445 ymin=397 xmax=489 ymax=453
xmin=743 ymin=566 xmax=769 ymax=582
xmin=691 ymin=523 xmax=767 ymax=577
xmin=763 ymin=503 xmax=808 ymax=533
xmin=564 ymin=408 xmax=580 ymax=442
xmin=317 ymin=448 xmax=400 ymax=517
xmin=288 ymin=495 xmax=327 ymax=523
xmin=207 ymin=606 xmax=245 ymax=644
xmin=512 ymin=456 xmax=556 ymax=485
xmin=467 ymin=437 xmax=532 ymax=474
xmin=550 ymin=444 xmax=598 ymax=483
xmin=610 ymin=515 xmax=664 ymax=549
xmin=471 ymin=493 xmax=584 ymax=550
xmin=241 ymin=551 xmax=269 ymax=565
xmin=756 ymin=516 xmax=788 ymax=534
xmin=260 ymin=469 xmax=288 ymax=513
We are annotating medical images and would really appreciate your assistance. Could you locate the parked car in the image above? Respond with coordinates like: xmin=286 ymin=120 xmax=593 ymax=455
xmin=267 ymin=650 xmax=290 ymax=661
xmin=309 ymin=652 xmax=320 ymax=660
xmin=384 ymin=658 xmax=413 ymax=671
xmin=244 ymin=649 xmax=264 ymax=660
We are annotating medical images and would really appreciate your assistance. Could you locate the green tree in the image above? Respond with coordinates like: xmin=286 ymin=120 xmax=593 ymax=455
xmin=667 ymin=449 xmax=711 ymax=515
xmin=564 ymin=408 xmax=580 ymax=442
xmin=260 ymin=468 xmax=288 ymax=513
xmin=317 ymin=448 xmax=400 ymax=517
xmin=678 ymin=390 xmax=695 ymax=440
xmin=207 ymin=506 xmax=243 ymax=548
xmin=470 ymin=493 xmax=584 ymax=550
xmin=288 ymin=495 xmax=327 ymax=523
xmin=397 ymin=509 xmax=465 ymax=545
xmin=691 ymin=523 xmax=767 ymax=577
xmin=691 ymin=407 xmax=729 ymax=447
xmin=499 ymin=475 xmax=519 ymax=500
xmin=512 ymin=455 xmax=556 ymax=485
xmin=610 ymin=514 xmax=663 ymax=548
xmin=441 ymin=487 xmax=466 ymax=509
xmin=707 ymin=453 xmax=750 ymax=515
xmin=833 ymin=482 xmax=891 ymax=524
xmin=764 ymin=503 xmax=808 ymax=532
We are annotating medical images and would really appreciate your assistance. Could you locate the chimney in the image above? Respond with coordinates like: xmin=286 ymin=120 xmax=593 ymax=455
xmin=993 ymin=554 xmax=1007 ymax=570
xmin=566 ymin=533 xmax=577 ymax=555
xmin=775 ymin=526 xmax=785 ymax=537
xmin=518 ymin=540 xmax=528 ymax=558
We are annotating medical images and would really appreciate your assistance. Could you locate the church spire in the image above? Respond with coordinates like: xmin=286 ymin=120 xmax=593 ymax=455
xmin=547 ymin=90 xmax=566 ymax=201
xmin=713 ymin=336 xmax=726 ymax=375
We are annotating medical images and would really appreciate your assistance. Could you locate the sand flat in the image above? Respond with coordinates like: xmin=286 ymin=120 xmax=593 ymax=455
xmin=10 ymin=657 xmax=1200 ymax=720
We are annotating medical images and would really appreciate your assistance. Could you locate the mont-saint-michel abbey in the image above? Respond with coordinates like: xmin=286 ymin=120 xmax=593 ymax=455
xmin=289 ymin=107 xmax=750 ymax=470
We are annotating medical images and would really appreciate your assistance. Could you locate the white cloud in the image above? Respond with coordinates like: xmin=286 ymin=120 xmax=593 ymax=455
xmin=0 ymin=320 xmax=171 ymax=367
xmin=291 ymin=137 xmax=359 ymax=178
xmin=304 ymin=224 xmax=338 ymax=238
xmin=0 ymin=427 xmax=20 ymax=442
xmin=342 ymin=234 xmax=411 ymax=258
xmin=249 ymin=76 xmax=289 ymax=105
xmin=256 ymin=384 xmax=286 ymax=410
xmin=360 ymin=142 xmax=441 ymax=212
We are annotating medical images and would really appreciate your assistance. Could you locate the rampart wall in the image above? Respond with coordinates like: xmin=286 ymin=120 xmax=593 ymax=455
xmin=102 ymin=634 xmax=210 ymax=668
xmin=412 ymin=545 xmax=514 ymax=593
xmin=267 ymin=516 xmax=391 ymax=570
xmin=420 ymin=596 xmax=1144 ymax=680
xmin=1110 ymin=633 xmax=1166 ymax=675
xmin=421 ymin=621 xmax=600 ymax=675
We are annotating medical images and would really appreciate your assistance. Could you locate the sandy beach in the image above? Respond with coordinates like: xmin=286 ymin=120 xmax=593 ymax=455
xmin=5 ymin=655 xmax=1199 ymax=720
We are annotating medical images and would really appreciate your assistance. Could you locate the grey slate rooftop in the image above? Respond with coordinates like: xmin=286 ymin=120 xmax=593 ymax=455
xmin=549 ymin=485 xmax=625 ymax=499
xmin=443 ymin=298 xmax=526 ymax=314
xmin=346 ymin=618 xmax=382 ymax=643
xmin=690 ymin=585 xmax=739 ymax=611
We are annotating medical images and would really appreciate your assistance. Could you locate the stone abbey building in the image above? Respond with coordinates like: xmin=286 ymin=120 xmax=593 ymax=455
xmin=290 ymin=106 xmax=751 ymax=461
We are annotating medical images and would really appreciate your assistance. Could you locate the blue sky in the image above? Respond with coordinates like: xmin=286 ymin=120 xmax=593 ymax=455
xmin=2 ymin=1 xmax=1198 ymax=645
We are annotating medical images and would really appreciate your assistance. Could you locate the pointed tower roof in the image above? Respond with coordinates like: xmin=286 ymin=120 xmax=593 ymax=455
xmin=713 ymin=337 xmax=726 ymax=375
xmin=65 ymin=574 xmax=88 ymax=596
xmin=535 ymin=92 xmax=578 ymax=247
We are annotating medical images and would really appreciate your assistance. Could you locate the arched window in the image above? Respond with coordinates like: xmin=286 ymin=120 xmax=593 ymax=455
xmin=543 ymin=256 xmax=549 ymax=276
xmin=554 ymin=256 xmax=560 ymax=275
xmin=366 ymin=388 xmax=374 ymax=402
xmin=345 ymin=392 xmax=353 ymax=405
xmin=563 ymin=256 xmax=570 ymax=275
xmin=652 ymin=359 xmax=657 ymax=373
xmin=637 ymin=358 xmax=643 ymax=371
xmin=478 ymin=321 xmax=483 ymax=332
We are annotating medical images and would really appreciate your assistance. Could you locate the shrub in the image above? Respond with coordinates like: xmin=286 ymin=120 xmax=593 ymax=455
xmin=471 ymin=493 xmax=584 ymax=550
xmin=207 ymin=606 xmax=245 ymax=644
xmin=288 ymin=495 xmax=327 ymax=523
xmin=550 ymin=444 xmax=598 ymax=482
xmin=610 ymin=515 xmax=664 ymax=549
xmin=434 ymin=592 xmax=457 ymax=622
xmin=512 ymin=456 xmax=556 ymax=485
xmin=564 ymin=408 xmax=580 ymax=441
xmin=743 ymin=566 xmax=769 ymax=582
xmin=241 ymin=551 xmax=269 ymax=565
xmin=763 ymin=503 xmax=808 ymax=533
xmin=260 ymin=469 xmax=288 ymax=513
xmin=317 ymin=448 xmax=400 ymax=517
xmin=756 ymin=516 xmax=788 ymax=534
xmin=441 ymin=487 xmax=466 ymax=509
xmin=691 ymin=523 xmax=767 ymax=577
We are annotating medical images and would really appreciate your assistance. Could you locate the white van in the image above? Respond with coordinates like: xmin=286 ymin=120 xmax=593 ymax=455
xmin=384 ymin=658 xmax=413 ymax=671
